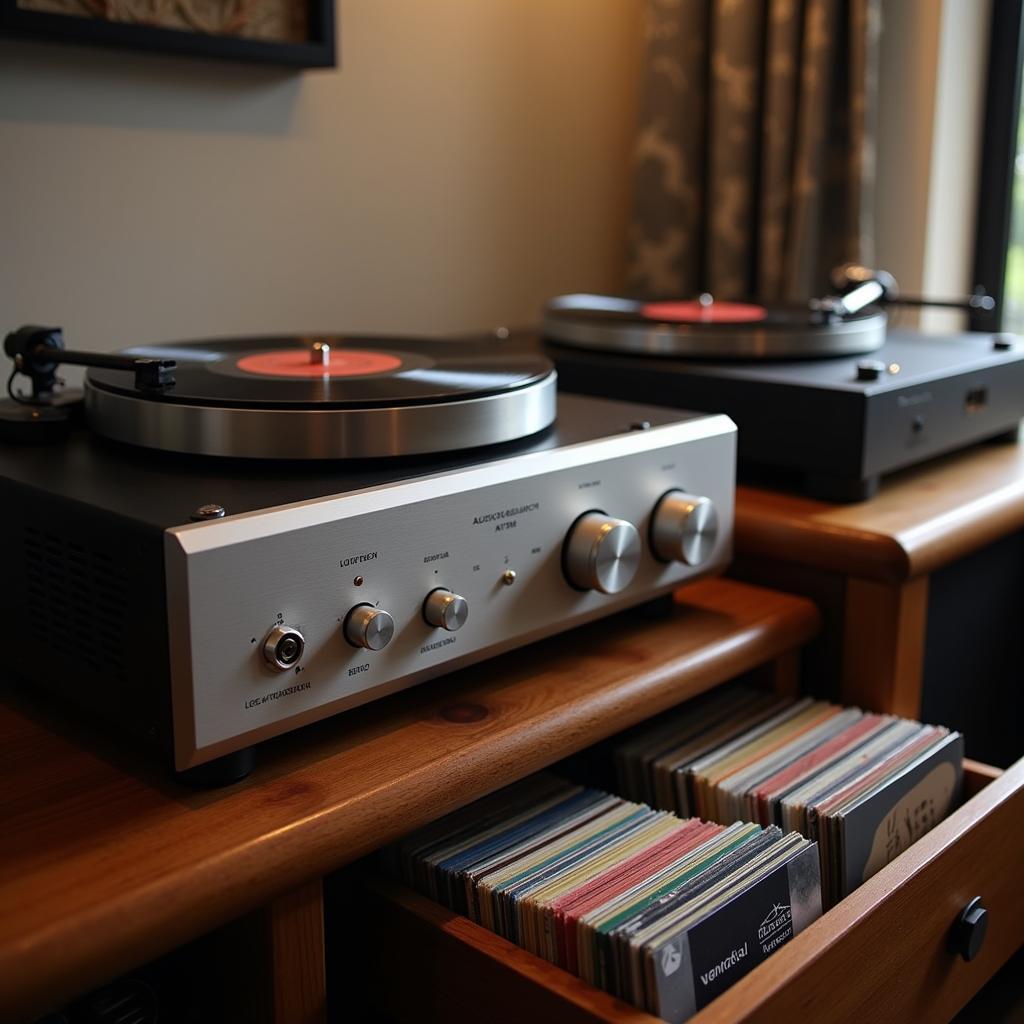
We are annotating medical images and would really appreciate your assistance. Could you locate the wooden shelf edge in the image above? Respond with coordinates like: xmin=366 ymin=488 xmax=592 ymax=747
xmin=0 ymin=579 xmax=819 ymax=1021
xmin=734 ymin=501 xmax=913 ymax=584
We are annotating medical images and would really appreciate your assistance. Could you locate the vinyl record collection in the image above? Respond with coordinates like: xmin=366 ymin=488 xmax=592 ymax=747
xmin=392 ymin=774 xmax=821 ymax=1023
xmin=615 ymin=687 xmax=964 ymax=906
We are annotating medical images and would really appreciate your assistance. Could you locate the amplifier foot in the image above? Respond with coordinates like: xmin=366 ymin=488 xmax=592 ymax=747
xmin=176 ymin=747 xmax=255 ymax=787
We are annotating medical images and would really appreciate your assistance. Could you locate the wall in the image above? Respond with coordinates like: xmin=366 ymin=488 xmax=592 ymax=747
xmin=0 ymin=0 xmax=643 ymax=369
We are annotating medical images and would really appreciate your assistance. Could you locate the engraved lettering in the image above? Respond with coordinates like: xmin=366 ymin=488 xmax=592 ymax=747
xmin=339 ymin=551 xmax=378 ymax=568
xmin=423 ymin=551 xmax=450 ymax=563
xmin=495 ymin=520 xmax=516 ymax=532
xmin=243 ymin=679 xmax=311 ymax=710
xmin=348 ymin=663 xmax=370 ymax=677
xmin=472 ymin=502 xmax=539 ymax=526
xmin=421 ymin=636 xmax=457 ymax=654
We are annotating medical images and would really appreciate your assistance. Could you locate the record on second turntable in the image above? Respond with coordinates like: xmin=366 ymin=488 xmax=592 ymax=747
xmin=543 ymin=294 xmax=887 ymax=360
xmin=84 ymin=334 xmax=558 ymax=460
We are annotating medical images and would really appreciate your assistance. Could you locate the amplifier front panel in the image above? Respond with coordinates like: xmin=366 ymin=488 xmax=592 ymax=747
xmin=165 ymin=416 xmax=736 ymax=769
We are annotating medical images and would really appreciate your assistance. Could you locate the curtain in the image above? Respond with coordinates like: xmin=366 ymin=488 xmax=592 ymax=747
xmin=627 ymin=0 xmax=880 ymax=303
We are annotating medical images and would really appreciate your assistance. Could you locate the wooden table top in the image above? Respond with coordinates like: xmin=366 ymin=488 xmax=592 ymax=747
xmin=0 ymin=578 xmax=818 ymax=1022
xmin=735 ymin=433 xmax=1024 ymax=583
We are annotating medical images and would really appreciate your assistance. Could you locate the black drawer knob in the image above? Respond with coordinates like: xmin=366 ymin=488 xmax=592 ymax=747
xmin=951 ymin=897 xmax=988 ymax=962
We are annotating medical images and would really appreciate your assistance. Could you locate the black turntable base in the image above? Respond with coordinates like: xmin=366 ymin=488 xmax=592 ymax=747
xmin=547 ymin=330 xmax=1024 ymax=502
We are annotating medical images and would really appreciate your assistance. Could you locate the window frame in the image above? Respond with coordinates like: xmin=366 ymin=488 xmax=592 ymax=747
xmin=971 ymin=0 xmax=1024 ymax=332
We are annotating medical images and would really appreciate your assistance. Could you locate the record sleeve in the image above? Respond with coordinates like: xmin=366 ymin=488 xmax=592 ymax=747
xmin=645 ymin=842 xmax=821 ymax=1021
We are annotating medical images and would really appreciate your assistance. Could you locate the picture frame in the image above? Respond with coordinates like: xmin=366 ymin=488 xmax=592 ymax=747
xmin=0 ymin=0 xmax=336 ymax=68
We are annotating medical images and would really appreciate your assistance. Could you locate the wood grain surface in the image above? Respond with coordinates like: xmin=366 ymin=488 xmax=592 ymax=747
xmin=735 ymin=433 xmax=1024 ymax=583
xmin=0 ymin=578 xmax=818 ymax=1022
xmin=361 ymin=879 xmax=659 ymax=1024
xmin=840 ymin=576 xmax=929 ymax=716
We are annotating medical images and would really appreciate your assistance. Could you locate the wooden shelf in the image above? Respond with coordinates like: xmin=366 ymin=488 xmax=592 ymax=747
xmin=735 ymin=432 xmax=1024 ymax=584
xmin=0 ymin=578 xmax=818 ymax=1022
xmin=732 ymin=434 xmax=1024 ymax=720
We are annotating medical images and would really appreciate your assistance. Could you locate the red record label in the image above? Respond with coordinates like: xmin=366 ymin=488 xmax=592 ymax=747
xmin=235 ymin=348 xmax=404 ymax=378
xmin=640 ymin=300 xmax=767 ymax=324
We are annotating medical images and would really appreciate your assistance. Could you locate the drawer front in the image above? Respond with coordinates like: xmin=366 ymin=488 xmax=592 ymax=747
xmin=358 ymin=759 xmax=1023 ymax=1024
xmin=360 ymin=880 xmax=658 ymax=1024
xmin=693 ymin=758 xmax=1024 ymax=1023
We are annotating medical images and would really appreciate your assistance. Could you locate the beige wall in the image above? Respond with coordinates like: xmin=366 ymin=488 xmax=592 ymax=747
xmin=0 ymin=0 xmax=642 ymax=366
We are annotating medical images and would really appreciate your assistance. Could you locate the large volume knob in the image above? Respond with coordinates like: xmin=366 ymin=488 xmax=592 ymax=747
xmin=423 ymin=589 xmax=469 ymax=631
xmin=343 ymin=604 xmax=395 ymax=650
xmin=651 ymin=491 xmax=719 ymax=566
xmin=563 ymin=512 xmax=641 ymax=594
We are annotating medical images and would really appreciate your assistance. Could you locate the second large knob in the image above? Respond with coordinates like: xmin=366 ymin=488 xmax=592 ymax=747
xmin=563 ymin=512 xmax=641 ymax=594
xmin=650 ymin=491 xmax=718 ymax=566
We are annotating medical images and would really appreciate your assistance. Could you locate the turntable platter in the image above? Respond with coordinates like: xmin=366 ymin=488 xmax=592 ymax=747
xmin=543 ymin=294 xmax=887 ymax=359
xmin=84 ymin=335 xmax=557 ymax=460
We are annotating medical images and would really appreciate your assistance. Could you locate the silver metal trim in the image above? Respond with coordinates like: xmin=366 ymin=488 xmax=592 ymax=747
xmin=543 ymin=299 xmax=887 ymax=359
xmin=167 ymin=413 xmax=735 ymax=552
xmin=83 ymin=371 xmax=558 ymax=459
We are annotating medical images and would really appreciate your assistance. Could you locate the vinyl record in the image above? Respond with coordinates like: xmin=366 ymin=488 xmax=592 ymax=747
xmin=543 ymin=294 xmax=887 ymax=359
xmin=86 ymin=335 xmax=553 ymax=408
xmin=83 ymin=334 xmax=558 ymax=460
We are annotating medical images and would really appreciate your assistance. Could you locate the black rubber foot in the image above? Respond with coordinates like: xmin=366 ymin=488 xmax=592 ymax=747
xmin=175 ymin=747 xmax=255 ymax=787
xmin=804 ymin=473 xmax=880 ymax=503
xmin=986 ymin=426 xmax=1022 ymax=445
xmin=636 ymin=592 xmax=676 ymax=619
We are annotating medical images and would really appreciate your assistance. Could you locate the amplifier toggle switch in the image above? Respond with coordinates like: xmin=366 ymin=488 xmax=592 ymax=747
xmin=423 ymin=588 xmax=469 ymax=631
xmin=651 ymin=491 xmax=719 ymax=566
xmin=344 ymin=604 xmax=395 ymax=651
xmin=563 ymin=512 xmax=641 ymax=594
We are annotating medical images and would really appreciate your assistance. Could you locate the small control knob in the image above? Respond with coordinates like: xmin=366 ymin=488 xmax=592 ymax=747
xmin=263 ymin=624 xmax=305 ymax=671
xmin=856 ymin=359 xmax=886 ymax=382
xmin=423 ymin=588 xmax=469 ymax=631
xmin=343 ymin=604 xmax=395 ymax=651
xmin=651 ymin=491 xmax=719 ymax=566
xmin=563 ymin=512 xmax=641 ymax=594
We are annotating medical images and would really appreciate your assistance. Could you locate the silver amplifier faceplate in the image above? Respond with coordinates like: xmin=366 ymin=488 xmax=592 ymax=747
xmin=165 ymin=414 xmax=736 ymax=769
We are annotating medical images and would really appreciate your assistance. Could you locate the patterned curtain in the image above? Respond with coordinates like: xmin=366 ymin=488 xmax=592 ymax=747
xmin=628 ymin=0 xmax=880 ymax=302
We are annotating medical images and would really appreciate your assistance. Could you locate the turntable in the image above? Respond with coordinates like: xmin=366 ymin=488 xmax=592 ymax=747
xmin=0 ymin=327 xmax=735 ymax=781
xmin=543 ymin=269 xmax=1024 ymax=501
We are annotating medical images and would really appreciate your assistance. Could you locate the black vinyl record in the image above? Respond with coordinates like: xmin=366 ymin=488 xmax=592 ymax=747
xmin=543 ymin=294 xmax=887 ymax=359
xmin=86 ymin=335 xmax=554 ymax=409
xmin=543 ymin=295 xmax=884 ymax=330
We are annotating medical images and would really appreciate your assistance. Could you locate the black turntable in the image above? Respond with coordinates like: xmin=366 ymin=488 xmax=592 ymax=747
xmin=542 ymin=269 xmax=1024 ymax=501
xmin=0 ymin=327 xmax=736 ymax=782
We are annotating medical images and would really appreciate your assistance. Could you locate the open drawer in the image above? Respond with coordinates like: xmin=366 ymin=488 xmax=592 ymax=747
xmin=357 ymin=757 xmax=1024 ymax=1024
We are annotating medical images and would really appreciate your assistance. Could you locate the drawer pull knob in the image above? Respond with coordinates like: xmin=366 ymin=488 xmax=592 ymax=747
xmin=951 ymin=897 xmax=988 ymax=962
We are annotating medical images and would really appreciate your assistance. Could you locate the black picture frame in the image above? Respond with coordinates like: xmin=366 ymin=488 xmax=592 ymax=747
xmin=971 ymin=0 xmax=1024 ymax=331
xmin=0 ymin=0 xmax=335 ymax=68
